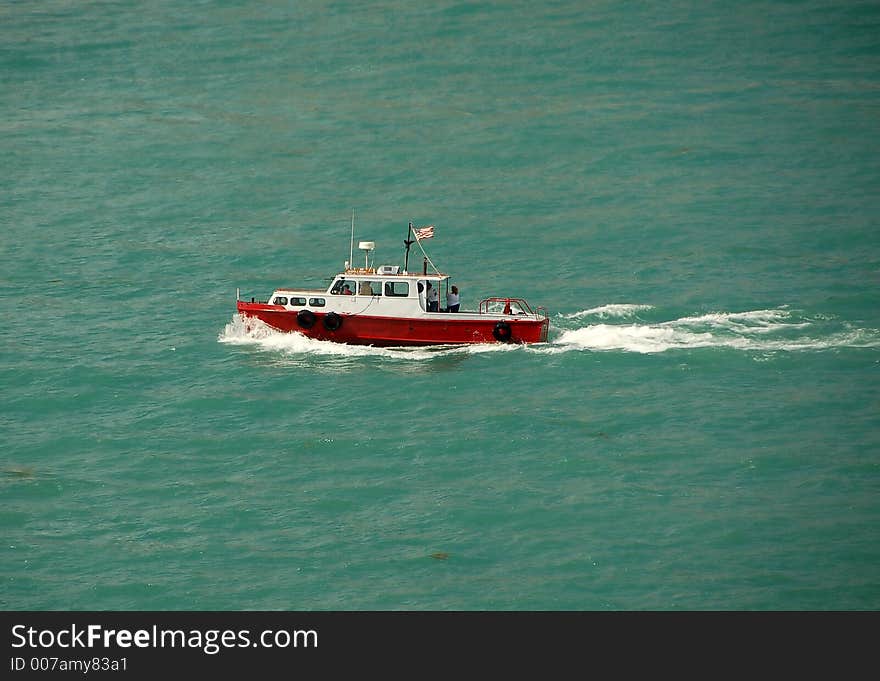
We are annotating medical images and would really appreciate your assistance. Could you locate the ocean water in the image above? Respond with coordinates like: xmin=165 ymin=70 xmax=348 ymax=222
xmin=2 ymin=0 xmax=879 ymax=610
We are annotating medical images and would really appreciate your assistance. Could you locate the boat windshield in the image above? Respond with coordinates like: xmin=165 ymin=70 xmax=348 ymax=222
xmin=329 ymin=278 xmax=352 ymax=295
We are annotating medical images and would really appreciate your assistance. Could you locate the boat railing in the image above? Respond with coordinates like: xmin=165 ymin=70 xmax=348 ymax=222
xmin=478 ymin=297 xmax=537 ymax=316
xmin=237 ymin=290 xmax=268 ymax=304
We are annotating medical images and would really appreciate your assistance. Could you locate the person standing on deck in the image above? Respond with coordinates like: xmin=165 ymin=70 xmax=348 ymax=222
xmin=426 ymin=282 xmax=439 ymax=312
xmin=446 ymin=285 xmax=460 ymax=313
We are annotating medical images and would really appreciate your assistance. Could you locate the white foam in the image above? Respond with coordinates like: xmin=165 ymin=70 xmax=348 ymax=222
xmin=672 ymin=308 xmax=811 ymax=334
xmin=219 ymin=309 xmax=880 ymax=359
xmin=555 ymin=323 xmax=723 ymax=354
xmin=218 ymin=314 xmax=524 ymax=361
xmin=552 ymin=308 xmax=880 ymax=354
xmin=563 ymin=304 xmax=654 ymax=320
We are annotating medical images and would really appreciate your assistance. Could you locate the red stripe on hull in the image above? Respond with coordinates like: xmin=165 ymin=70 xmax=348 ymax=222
xmin=236 ymin=303 xmax=549 ymax=346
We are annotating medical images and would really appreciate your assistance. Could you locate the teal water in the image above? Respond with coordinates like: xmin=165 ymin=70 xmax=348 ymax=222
xmin=2 ymin=0 xmax=879 ymax=610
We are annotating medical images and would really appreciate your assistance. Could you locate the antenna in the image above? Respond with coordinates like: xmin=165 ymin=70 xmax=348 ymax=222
xmin=348 ymin=209 xmax=355 ymax=270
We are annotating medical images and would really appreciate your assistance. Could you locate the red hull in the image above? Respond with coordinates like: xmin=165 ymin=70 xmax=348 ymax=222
xmin=237 ymin=302 xmax=549 ymax=346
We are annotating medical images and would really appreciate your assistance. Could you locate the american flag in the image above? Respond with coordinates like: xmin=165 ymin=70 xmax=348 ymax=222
xmin=414 ymin=225 xmax=434 ymax=240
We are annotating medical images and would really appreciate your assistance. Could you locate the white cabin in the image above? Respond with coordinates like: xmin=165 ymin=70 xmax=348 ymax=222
xmin=268 ymin=267 xmax=457 ymax=317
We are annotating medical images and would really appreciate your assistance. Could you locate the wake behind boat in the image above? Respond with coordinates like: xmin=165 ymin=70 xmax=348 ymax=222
xmin=235 ymin=221 xmax=550 ymax=347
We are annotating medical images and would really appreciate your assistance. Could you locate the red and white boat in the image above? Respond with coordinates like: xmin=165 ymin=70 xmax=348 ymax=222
xmin=235 ymin=221 xmax=550 ymax=347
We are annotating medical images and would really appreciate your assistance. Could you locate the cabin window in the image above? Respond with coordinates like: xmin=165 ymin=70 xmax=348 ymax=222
xmin=358 ymin=281 xmax=381 ymax=296
xmin=384 ymin=281 xmax=409 ymax=297
xmin=290 ymin=297 xmax=306 ymax=306
xmin=330 ymin=279 xmax=352 ymax=295
xmin=272 ymin=296 xmax=288 ymax=306
xmin=309 ymin=298 xmax=326 ymax=307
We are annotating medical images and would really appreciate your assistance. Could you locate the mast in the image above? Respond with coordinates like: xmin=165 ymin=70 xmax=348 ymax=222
xmin=402 ymin=221 xmax=415 ymax=273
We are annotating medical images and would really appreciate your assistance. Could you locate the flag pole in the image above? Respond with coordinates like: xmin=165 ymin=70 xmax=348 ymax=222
xmin=403 ymin=221 xmax=415 ymax=273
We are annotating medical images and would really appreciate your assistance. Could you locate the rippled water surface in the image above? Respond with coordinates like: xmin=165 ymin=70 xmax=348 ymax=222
xmin=3 ymin=0 xmax=879 ymax=610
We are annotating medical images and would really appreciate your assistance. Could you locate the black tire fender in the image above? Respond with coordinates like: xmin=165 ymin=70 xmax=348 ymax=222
xmin=493 ymin=321 xmax=512 ymax=342
xmin=297 ymin=309 xmax=316 ymax=329
xmin=323 ymin=311 xmax=343 ymax=331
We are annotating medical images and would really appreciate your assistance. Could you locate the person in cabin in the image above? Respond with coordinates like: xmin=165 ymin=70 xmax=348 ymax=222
xmin=359 ymin=282 xmax=373 ymax=295
xmin=342 ymin=284 xmax=353 ymax=295
xmin=426 ymin=282 xmax=439 ymax=311
xmin=446 ymin=285 xmax=460 ymax=313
